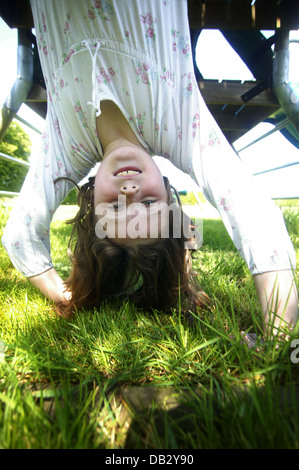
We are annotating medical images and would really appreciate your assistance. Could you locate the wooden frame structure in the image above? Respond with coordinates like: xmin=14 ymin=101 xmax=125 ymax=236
xmin=0 ymin=0 xmax=299 ymax=146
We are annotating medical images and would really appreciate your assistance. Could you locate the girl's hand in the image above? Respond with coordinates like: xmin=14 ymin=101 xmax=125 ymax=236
xmin=28 ymin=267 xmax=71 ymax=306
xmin=254 ymin=270 xmax=298 ymax=337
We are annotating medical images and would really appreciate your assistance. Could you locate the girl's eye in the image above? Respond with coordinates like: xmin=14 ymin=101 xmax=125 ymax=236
xmin=142 ymin=200 xmax=157 ymax=206
xmin=112 ymin=204 xmax=124 ymax=210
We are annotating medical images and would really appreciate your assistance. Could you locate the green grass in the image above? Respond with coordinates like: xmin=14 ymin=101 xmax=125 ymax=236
xmin=0 ymin=198 xmax=299 ymax=449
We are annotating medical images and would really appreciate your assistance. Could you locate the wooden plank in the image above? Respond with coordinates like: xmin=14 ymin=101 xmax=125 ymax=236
xmin=188 ymin=0 xmax=299 ymax=30
xmin=198 ymin=80 xmax=279 ymax=107
xmin=26 ymin=83 xmax=47 ymax=102
xmin=211 ymin=107 xmax=278 ymax=131
xmin=1 ymin=0 xmax=298 ymax=30
xmin=0 ymin=0 xmax=33 ymax=28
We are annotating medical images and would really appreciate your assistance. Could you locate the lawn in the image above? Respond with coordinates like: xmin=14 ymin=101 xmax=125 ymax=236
xmin=0 ymin=197 xmax=298 ymax=449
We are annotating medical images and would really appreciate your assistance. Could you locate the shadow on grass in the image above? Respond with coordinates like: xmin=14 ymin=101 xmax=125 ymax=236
xmin=123 ymin=382 xmax=299 ymax=449
xmin=26 ymin=376 xmax=299 ymax=449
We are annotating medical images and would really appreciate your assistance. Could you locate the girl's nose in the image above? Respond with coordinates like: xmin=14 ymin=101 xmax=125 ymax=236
xmin=120 ymin=183 xmax=139 ymax=195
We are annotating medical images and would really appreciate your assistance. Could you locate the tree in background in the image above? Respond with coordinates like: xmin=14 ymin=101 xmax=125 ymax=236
xmin=0 ymin=121 xmax=31 ymax=193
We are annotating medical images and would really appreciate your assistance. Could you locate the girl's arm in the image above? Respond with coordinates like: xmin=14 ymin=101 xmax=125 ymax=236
xmin=28 ymin=268 xmax=71 ymax=305
xmin=254 ymin=269 xmax=298 ymax=337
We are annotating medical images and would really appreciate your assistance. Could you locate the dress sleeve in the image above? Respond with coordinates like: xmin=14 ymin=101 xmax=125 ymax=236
xmin=192 ymin=91 xmax=296 ymax=275
xmin=1 ymin=106 xmax=82 ymax=277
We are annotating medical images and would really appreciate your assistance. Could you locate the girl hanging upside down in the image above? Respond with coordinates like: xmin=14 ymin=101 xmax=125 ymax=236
xmin=2 ymin=0 xmax=298 ymax=340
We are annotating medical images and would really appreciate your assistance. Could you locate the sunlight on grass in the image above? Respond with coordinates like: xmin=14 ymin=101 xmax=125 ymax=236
xmin=0 ymin=198 xmax=298 ymax=449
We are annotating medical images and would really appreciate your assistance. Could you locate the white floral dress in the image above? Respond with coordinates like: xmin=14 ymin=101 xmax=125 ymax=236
xmin=2 ymin=0 xmax=296 ymax=277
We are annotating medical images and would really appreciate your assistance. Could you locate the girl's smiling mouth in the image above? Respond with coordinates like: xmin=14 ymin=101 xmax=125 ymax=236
xmin=114 ymin=167 xmax=142 ymax=177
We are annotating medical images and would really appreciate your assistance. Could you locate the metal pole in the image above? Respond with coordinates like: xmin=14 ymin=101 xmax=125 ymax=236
xmin=0 ymin=29 xmax=34 ymax=141
xmin=236 ymin=117 xmax=290 ymax=153
xmin=253 ymin=159 xmax=299 ymax=176
xmin=0 ymin=191 xmax=20 ymax=197
xmin=0 ymin=151 xmax=30 ymax=167
xmin=272 ymin=30 xmax=299 ymax=134
xmin=12 ymin=113 xmax=42 ymax=135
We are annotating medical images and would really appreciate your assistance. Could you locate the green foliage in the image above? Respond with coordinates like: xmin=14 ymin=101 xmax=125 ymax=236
xmin=0 ymin=122 xmax=31 ymax=192
xmin=180 ymin=192 xmax=206 ymax=205
xmin=62 ymin=187 xmax=78 ymax=205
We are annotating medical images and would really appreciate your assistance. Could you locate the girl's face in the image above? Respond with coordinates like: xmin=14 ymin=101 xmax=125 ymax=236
xmin=94 ymin=143 xmax=169 ymax=242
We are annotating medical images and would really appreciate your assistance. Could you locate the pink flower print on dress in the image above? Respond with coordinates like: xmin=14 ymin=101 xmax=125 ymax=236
xmin=42 ymin=132 xmax=49 ymax=154
xmin=88 ymin=9 xmax=95 ymax=20
xmin=80 ymin=143 xmax=90 ymax=154
xmin=96 ymin=66 xmax=116 ymax=85
xmin=192 ymin=112 xmax=200 ymax=138
xmin=41 ymin=229 xmax=50 ymax=242
xmin=79 ymin=143 xmax=94 ymax=162
xmin=183 ymin=73 xmax=196 ymax=100
xmin=24 ymin=212 xmax=33 ymax=226
xmin=41 ymin=12 xmax=47 ymax=32
xmin=140 ymin=12 xmax=157 ymax=41
xmin=142 ymin=72 xmax=149 ymax=85
xmin=87 ymin=0 xmax=115 ymax=22
xmin=64 ymin=49 xmax=75 ymax=65
xmin=62 ymin=12 xmax=72 ymax=49
xmin=12 ymin=241 xmax=20 ymax=250
xmin=147 ymin=27 xmax=154 ymax=39
xmin=74 ymin=102 xmax=88 ymax=128
xmin=135 ymin=63 xmax=151 ymax=86
xmin=171 ymin=29 xmax=191 ymax=60
xmin=146 ymin=13 xmax=154 ymax=25
xmin=130 ymin=112 xmax=146 ymax=138
xmin=160 ymin=68 xmax=175 ymax=89
xmin=249 ymin=262 xmax=257 ymax=272
xmin=271 ymin=250 xmax=279 ymax=262
xmin=208 ymin=130 xmax=220 ymax=147
xmin=37 ymin=12 xmax=51 ymax=59
xmin=219 ymin=197 xmax=231 ymax=212
xmin=154 ymin=122 xmax=160 ymax=137
xmin=54 ymin=119 xmax=63 ymax=140
xmin=100 ymin=67 xmax=111 ymax=82
xmin=74 ymin=103 xmax=82 ymax=113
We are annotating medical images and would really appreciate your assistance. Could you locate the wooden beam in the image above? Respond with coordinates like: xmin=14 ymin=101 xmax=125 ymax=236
xmin=0 ymin=0 xmax=33 ymax=28
xmin=198 ymin=80 xmax=279 ymax=107
xmin=188 ymin=0 xmax=299 ymax=30
xmin=211 ymin=107 xmax=278 ymax=131
xmin=26 ymin=79 xmax=279 ymax=108
xmin=1 ymin=0 xmax=299 ymax=30
xmin=26 ymin=83 xmax=47 ymax=102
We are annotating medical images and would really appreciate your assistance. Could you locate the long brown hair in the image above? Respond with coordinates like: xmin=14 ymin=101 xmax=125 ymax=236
xmin=57 ymin=176 xmax=210 ymax=317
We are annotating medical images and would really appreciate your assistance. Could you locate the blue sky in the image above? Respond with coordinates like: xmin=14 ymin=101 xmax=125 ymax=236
xmin=0 ymin=18 xmax=298 ymax=197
